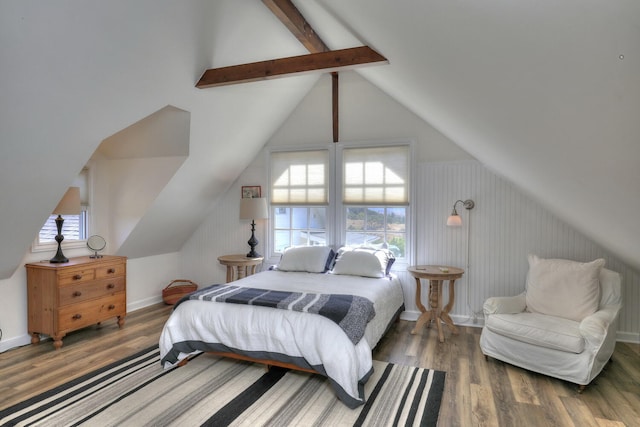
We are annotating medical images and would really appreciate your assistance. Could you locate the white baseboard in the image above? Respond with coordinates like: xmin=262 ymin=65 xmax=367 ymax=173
xmin=400 ymin=310 xmax=484 ymax=328
xmin=0 ymin=334 xmax=33 ymax=353
xmin=616 ymin=331 xmax=640 ymax=343
xmin=127 ymin=295 xmax=163 ymax=312
xmin=400 ymin=310 xmax=639 ymax=343
xmin=399 ymin=310 xmax=419 ymax=321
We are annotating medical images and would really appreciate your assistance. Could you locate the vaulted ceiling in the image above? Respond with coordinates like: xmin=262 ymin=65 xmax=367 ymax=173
xmin=0 ymin=0 xmax=638 ymax=279
xmin=298 ymin=0 xmax=640 ymax=270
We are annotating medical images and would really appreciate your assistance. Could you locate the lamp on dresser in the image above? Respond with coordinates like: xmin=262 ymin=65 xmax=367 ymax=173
xmin=239 ymin=197 xmax=268 ymax=258
xmin=50 ymin=187 xmax=81 ymax=263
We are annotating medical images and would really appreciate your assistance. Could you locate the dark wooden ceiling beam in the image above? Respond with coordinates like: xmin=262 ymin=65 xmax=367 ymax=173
xmin=260 ymin=0 xmax=341 ymax=141
xmin=262 ymin=0 xmax=329 ymax=53
xmin=195 ymin=46 xmax=387 ymax=89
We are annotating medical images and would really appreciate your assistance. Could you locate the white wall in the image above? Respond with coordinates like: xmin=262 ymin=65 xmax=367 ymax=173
xmin=180 ymin=71 xmax=640 ymax=343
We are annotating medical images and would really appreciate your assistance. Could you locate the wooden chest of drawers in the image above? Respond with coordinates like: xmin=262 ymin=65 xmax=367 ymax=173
xmin=25 ymin=255 xmax=127 ymax=349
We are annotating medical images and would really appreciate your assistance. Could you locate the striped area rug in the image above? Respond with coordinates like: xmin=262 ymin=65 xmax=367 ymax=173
xmin=0 ymin=346 xmax=445 ymax=426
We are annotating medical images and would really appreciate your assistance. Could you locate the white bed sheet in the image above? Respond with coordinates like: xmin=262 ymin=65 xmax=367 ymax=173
xmin=159 ymin=270 xmax=404 ymax=407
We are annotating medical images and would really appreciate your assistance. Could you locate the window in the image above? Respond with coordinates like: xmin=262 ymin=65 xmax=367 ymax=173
xmin=269 ymin=143 xmax=412 ymax=262
xmin=270 ymin=149 xmax=330 ymax=251
xmin=273 ymin=207 xmax=327 ymax=251
xmin=345 ymin=207 xmax=406 ymax=257
xmin=342 ymin=145 xmax=410 ymax=205
xmin=33 ymin=168 xmax=91 ymax=252
xmin=270 ymin=150 xmax=329 ymax=205
xmin=340 ymin=145 xmax=409 ymax=257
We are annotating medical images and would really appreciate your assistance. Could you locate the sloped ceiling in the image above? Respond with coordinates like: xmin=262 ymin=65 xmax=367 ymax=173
xmin=0 ymin=0 xmax=317 ymax=278
xmin=293 ymin=0 xmax=640 ymax=270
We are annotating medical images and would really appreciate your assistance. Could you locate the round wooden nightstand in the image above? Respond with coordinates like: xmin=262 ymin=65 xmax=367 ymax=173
xmin=217 ymin=254 xmax=264 ymax=283
xmin=407 ymin=265 xmax=465 ymax=342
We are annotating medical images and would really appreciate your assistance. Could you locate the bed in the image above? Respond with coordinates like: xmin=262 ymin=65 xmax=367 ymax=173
xmin=159 ymin=246 xmax=405 ymax=408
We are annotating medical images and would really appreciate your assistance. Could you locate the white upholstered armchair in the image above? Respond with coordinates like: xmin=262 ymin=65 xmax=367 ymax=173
xmin=479 ymin=255 xmax=622 ymax=390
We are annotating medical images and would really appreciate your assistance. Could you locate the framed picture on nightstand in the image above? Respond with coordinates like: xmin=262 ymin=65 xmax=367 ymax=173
xmin=242 ymin=186 xmax=261 ymax=199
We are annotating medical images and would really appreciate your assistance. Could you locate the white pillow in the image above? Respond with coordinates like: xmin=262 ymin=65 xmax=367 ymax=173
xmin=277 ymin=246 xmax=332 ymax=273
xmin=331 ymin=251 xmax=385 ymax=278
xmin=354 ymin=247 xmax=395 ymax=276
xmin=525 ymin=255 xmax=604 ymax=322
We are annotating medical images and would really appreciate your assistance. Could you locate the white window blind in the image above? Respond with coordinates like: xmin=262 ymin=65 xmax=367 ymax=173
xmin=342 ymin=145 xmax=410 ymax=205
xmin=270 ymin=150 xmax=329 ymax=205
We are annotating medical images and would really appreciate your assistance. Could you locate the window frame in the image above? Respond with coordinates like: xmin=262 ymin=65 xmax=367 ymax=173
xmin=267 ymin=140 xmax=414 ymax=267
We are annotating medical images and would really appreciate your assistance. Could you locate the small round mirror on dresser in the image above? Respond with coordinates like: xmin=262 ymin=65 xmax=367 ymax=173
xmin=87 ymin=235 xmax=106 ymax=258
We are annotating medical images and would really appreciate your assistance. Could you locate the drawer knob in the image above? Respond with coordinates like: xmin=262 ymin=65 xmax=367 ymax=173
xmin=73 ymin=274 xmax=83 ymax=280
xmin=73 ymin=291 xmax=82 ymax=297
xmin=107 ymin=268 xmax=116 ymax=274
xmin=108 ymin=304 xmax=116 ymax=310
xmin=107 ymin=283 xmax=115 ymax=289
xmin=72 ymin=314 xmax=82 ymax=320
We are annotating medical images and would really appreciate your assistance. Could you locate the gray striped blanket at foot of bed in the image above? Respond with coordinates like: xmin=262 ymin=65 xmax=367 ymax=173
xmin=178 ymin=284 xmax=375 ymax=344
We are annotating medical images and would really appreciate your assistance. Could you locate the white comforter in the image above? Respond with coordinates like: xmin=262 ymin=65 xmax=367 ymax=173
xmin=159 ymin=270 xmax=404 ymax=408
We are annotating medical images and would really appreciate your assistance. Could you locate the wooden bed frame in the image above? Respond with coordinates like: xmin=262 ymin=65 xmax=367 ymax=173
xmin=177 ymin=350 xmax=318 ymax=374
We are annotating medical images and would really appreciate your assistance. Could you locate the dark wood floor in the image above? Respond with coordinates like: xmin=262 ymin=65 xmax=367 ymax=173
xmin=1 ymin=304 xmax=638 ymax=426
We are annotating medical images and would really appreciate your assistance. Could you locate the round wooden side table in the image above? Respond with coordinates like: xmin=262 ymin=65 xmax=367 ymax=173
xmin=217 ymin=254 xmax=264 ymax=283
xmin=407 ymin=265 xmax=465 ymax=342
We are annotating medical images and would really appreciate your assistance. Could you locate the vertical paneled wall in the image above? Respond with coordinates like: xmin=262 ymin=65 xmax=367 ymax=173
xmin=410 ymin=160 xmax=639 ymax=341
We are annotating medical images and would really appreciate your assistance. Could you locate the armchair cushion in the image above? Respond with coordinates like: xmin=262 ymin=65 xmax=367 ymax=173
xmin=485 ymin=312 xmax=584 ymax=353
xmin=483 ymin=293 xmax=526 ymax=315
xmin=525 ymin=255 xmax=605 ymax=322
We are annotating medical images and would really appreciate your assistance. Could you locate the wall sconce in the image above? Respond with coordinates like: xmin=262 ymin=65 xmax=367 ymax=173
xmin=50 ymin=187 xmax=81 ymax=263
xmin=239 ymin=197 xmax=268 ymax=258
xmin=447 ymin=199 xmax=475 ymax=227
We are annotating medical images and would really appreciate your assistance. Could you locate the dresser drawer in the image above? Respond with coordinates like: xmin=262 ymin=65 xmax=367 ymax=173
xmin=96 ymin=262 xmax=125 ymax=279
xmin=58 ymin=267 xmax=96 ymax=286
xmin=58 ymin=293 xmax=126 ymax=332
xmin=58 ymin=277 xmax=126 ymax=306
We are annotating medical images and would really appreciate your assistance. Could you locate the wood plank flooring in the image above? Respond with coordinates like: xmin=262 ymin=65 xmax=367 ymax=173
xmin=1 ymin=304 xmax=638 ymax=426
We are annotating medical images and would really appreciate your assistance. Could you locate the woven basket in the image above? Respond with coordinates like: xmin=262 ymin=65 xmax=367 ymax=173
xmin=162 ymin=279 xmax=198 ymax=305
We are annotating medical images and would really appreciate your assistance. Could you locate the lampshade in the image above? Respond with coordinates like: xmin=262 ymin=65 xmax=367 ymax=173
xmin=446 ymin=199 xmax=474 ymax=227
xmin=446 ymin=214 xmax=463 ymax=227
xmin=53 ymin=187 xmax=81 ymax=215
xmin=240 ymin=197 xmax=268 ymax=220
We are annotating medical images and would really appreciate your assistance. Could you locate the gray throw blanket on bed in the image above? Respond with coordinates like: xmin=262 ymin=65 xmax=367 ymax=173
xmin=182 ymin=284 xmax=375 ymax=344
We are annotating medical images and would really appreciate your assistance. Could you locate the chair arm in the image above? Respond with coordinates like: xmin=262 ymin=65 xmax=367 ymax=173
xmin=483 ymin=293 xmax=526 ymax=315
xmin=579 ymin=305 xmax=620 ymax=346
